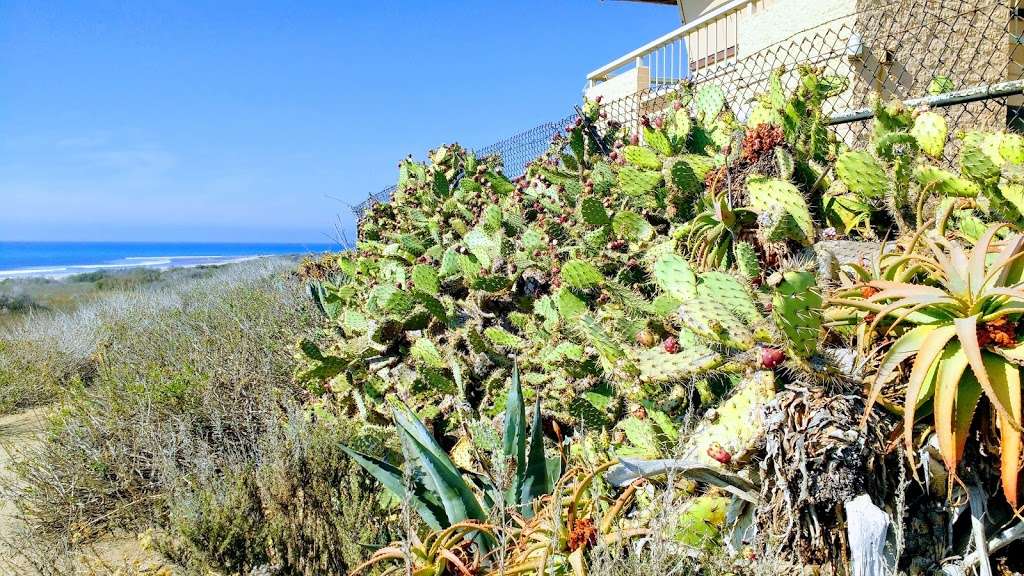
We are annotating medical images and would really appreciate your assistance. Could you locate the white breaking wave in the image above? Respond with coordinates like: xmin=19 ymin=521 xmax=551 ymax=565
xmin=0 ymin=254 xmax=270 ymax=280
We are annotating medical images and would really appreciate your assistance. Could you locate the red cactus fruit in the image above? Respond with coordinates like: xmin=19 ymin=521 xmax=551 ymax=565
xmin=760 ymin=347 xmax=785 ymax=369
xmin=707 ymin=442 xmax=732 ymax=465
xmin=663 ymin=336 xmax=680 ymax=354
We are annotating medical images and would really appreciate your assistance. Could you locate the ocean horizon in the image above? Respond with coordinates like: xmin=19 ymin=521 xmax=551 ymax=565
xmin=0 ymin=241 xmax=339 ymax=280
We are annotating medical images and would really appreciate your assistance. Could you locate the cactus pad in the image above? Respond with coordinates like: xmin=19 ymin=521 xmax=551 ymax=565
xmin=836 ymin=151 xmax=888 ymax=200
xmin=914 ymin=165 xmax=980 ymax=197
xmin=612 ymin=210 xmax=655 ymax=242
xmin=618 ymin=166 xmax=664 ymax=197
xmin=695 ymin=85 xmax=726 ymax=121
xmin=747 ymin=176 xmax=815 ymax=244
xmin=678 ymin=370 xmax=776 ymax=467
xmin=698 ymin=271 xmax=762 ymax=326
xmin=911 ymin=111 xmax=947 ymax=158
xmin=633 ymin=345 xmax=722 ymax=384
xmin=771 ymin=270 xmax=823 ymax=359
xmin=960 ymin=131 xmax=1003 ymax=184
xmin=411 ymin=264 xmax=440 ymax=295
xmin=643 ymin=125 xmax=674 ymax=156
xmin=774 ymin=147 xmax=795 ymax=180
xmin=560 ymin=260 xmax=604 ymax=290
xmin=653 ymin=254 xmax=698 ymax=300
xmin=623 ymin=145 xmax=663 ymax=170
xmin=999 ymin=133 xmax=1024 ymax=164
xmin=580 ymin=196 xmax=610 ymax=227
xmin=733 ymin=241 xmax=761 ymax=280
xmin=677 ymin=296 xmax=755 ymax=350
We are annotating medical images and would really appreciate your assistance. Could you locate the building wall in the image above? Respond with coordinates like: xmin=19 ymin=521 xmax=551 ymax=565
xmin=739 ymin=0 xmax=855 ymax=57
xmin=850 ymin=0 xmax=1010 ymax=129
xmin=682 ymin=0 xmax=737 ymax=22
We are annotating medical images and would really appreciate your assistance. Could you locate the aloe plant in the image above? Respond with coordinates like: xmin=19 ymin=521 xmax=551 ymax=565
xmin=831 ymin=224 xmax=1024 ymax=505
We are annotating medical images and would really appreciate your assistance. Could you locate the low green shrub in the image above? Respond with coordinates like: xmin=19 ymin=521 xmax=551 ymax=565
xmin=160 ymin=413 xmax=396 ymax=575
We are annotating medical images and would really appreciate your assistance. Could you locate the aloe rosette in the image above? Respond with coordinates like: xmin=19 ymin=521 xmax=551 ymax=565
xmin=831 ymin=224 xmax=1024 ymax=505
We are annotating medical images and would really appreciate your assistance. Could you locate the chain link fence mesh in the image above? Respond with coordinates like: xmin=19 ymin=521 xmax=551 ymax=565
xmin=355 ymin=0 xmax=1023 ymax=218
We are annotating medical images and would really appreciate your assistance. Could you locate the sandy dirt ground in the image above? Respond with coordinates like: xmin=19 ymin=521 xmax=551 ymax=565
xmin=0 ymin=407 xmax=172 ymax=575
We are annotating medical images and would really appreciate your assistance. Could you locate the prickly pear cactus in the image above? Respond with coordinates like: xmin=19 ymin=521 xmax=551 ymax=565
xmin=771 ymin=270 xmax=823 ymax=359
xmin=747 ymin=176 xmax=815 ymax=244
xmin=677 ymin=296 xmax=755 ymax=350
xmin=678 ymin=370 xmax=777 ymax=467
xmin=836 ymin=151 xmax=888 ymax=200
xmin=733 ymin=241 xmax=761 ymax=281
xmin=911 ymin=111 xmax=947 ymax=158
xmin=653 ymin=254 xmax=698 ymax=300
xmin=633 ymin=344 xmax=722 ymax=385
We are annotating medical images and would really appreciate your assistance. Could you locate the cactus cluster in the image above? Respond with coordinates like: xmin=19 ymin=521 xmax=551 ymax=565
xmin=298 ymin=65 xmax=1024 ymax=574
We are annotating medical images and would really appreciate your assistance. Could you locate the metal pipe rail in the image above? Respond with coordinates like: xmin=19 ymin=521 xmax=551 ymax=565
xmin=827 ymin=79 xmax=1024 ymax=125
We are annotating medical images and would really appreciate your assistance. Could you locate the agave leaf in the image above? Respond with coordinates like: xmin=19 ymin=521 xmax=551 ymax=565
xmin=953 ymin=371 xmax=984 ymax=467
xmin=392 ymin=403 xmax=458 ymax=474
xmin=519 ymin=399 xmax=550 ymax=517
xmin=396 ymin=425 xmax=487 ymax=525
xmin=987 ymin=234 xmax=1024 ymax=288
xmin=868 ymin=296 xmax=956 ymax=334
xmin=903 ymin=325 xmax=958 ymax=458
xmin=992 ymin=341 xmax=1024 ymax=366
xmin=968 ymin=224 xmax=1003 ymax=296
xmin=955 ymin=317 xmax=1021 ymax=432
xmin=504 ymin=365 xmax=527 ymax=465
xmin=933 ymin=343 xmax=970 ymax=471
xmin=982 ymin=353 xmax=1023 ymax=507
xmin=605 ymin=458 xmax=758 ymax=503
xmin=340 ymin=444 xmax=448 ymax=531
xmin=988 ymin=287 xmax=1024 ymax=302
xmin=945 ymin=238 xmax=972 ymax=298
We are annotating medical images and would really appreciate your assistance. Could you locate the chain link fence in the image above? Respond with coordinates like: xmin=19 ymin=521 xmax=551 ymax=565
xmin=352 ymin=115 xmax=575 ymax=217
xmin=598 ymin=0 xmax=1023 ymax=161
xmin=354 ymin=0 xmax=1023 ymax=218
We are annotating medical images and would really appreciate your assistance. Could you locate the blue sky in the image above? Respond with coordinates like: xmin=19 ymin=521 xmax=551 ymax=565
xmin=0 ymin=2 xmax=676 ymax=243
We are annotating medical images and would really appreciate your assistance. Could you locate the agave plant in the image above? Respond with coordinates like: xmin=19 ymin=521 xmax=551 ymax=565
xmin=831 ymin=223 xmax=1024 ymax=505
xmin=341 ymin=366 xmax=557 ymax=533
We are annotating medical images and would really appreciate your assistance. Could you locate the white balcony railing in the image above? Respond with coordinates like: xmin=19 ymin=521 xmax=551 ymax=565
xmin=586 ymin=0 xmax=753 ymax=92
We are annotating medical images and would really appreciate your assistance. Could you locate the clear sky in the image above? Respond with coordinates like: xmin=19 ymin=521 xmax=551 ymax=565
xmin=0 ymin=1 xmax=677 ymax=243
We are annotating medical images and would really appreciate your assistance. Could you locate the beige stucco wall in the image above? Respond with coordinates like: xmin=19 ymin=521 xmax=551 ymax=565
xmin=739 ymin=0 xmax=856 ymax=57
xmin=850 ymin=0 xmax=1010 ymax=129
xmin=585 ymin=67 xmax=651 ymax=103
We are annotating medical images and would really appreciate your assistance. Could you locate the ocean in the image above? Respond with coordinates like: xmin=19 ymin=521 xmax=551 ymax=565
xmin=0 ymin=242 xmax=338 ymax=280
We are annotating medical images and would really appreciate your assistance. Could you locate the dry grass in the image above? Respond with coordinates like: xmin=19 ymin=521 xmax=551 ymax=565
xmin=0 ymin=258 xmax=396 ymax=575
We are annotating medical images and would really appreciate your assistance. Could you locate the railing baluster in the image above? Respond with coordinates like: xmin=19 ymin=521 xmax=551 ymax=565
xmin=585 ymin=0 xmax=751 ymax=86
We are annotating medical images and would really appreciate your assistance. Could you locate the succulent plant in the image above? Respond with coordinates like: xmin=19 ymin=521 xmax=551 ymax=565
xmin=831 ymin=224 xmax=1024 ymax=505
xmin=342 ymin=366 xmax=555 ymax=534
xmin=300 ymin=65 xmax=1024 ymax=573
